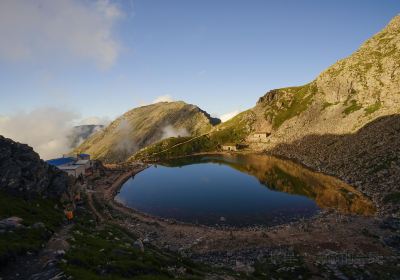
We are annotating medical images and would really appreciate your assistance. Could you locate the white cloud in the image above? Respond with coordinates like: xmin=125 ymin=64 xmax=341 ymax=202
xmin=0 ymin=108 xmax=80 ymax=160
xmin=0 ymin=0 xmax=123 ymax=69
xmin=219 ymin=110 xmax=240 ymax=122
xmin=161 ymin=125 xmax=190 ymax=140
xmin=113 ymin=118 xmax=137 ymax=155
xmin=152 ymin=95 xmax=174 ymax=103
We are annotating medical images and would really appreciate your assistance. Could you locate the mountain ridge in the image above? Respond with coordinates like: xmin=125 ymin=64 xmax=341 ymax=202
xmin=74 ymin=101 xmax=221 ymax=162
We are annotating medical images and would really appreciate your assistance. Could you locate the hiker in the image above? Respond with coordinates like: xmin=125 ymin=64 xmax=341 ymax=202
xmin=64 ymin=208 xmax=74 ymax=223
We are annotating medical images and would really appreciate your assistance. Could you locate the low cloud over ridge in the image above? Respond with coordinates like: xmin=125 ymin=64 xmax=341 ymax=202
xmin=0 ymin=108 xmax=108 ymax=160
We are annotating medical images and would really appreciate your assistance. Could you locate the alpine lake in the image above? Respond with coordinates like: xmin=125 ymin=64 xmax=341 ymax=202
xmin=115 ymin=154 xmax=375 ymax=227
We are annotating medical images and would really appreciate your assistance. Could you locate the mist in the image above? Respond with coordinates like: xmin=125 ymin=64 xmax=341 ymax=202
xmin=68 ymin=124 xmax=104 ymax=148
xmin=0 ymin=108 xmax=108 ymax=160
xmin=161 ymin=125 xmax=190 ymax=140
xmin=0 ymin=108 xmax=78 ymax=160
xmin=113 ymin=118 xmax=137 ymax=156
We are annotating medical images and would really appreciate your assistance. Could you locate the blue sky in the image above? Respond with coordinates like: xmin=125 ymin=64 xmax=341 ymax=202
xmin=0 ymin=0 xmax=399 ymax=122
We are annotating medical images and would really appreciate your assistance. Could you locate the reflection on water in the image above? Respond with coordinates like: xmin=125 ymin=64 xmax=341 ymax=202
xmin=166 ymin=154 xmax=376 ymax=216
xmin=115 ymin=154 xmax=375 ymax=227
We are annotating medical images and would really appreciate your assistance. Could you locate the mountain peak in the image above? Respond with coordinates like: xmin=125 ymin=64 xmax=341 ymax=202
xmin=75 ymin=101 xmax=219 ymax=162
xmin=386 ymin=14 xmax=400 ymax=31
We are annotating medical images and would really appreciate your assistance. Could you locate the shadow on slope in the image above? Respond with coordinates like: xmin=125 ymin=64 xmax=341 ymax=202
xmin=269 ymin=114 xmax=400 ymax=214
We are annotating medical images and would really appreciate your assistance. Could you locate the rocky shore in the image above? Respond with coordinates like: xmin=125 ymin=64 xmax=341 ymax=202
xmin=85 ymin=164 xmax=400 ymax=279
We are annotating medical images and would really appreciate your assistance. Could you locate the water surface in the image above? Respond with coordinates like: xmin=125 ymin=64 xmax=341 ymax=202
xmin=115 ymin=154 xmax=375 ymax=227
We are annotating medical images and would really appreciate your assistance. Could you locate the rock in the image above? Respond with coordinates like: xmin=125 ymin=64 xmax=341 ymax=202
xmin=0 ymin=216 xmax=23 ymax=230
xmin=383 ymin=235 xmax=400 ymax=252
xmin=32 ymin=222 xmax=45 ymax=229
xmin=133 ymin=239 xmax=144 ymax=252
xmin=177 ymin=267 xmax=186 ymax=275
xmin=47 ymin=238 xmax=70 ymax=252
xmin=380 ymin=217 xmax=400 ymax=230
xmin=0 ymin=136 xmax=71 ymax=198
xmin=55 ymin=250 xmax=65 ymax=256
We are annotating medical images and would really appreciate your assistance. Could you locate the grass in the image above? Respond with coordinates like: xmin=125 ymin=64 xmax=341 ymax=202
xmin=262 ymin=82 xmax=317 ymax=129
xmin=132 ymin=111 xmax=254 ymax=161
xmin=343 ymin=100 xmax=363 ymax=115
xmin=61 ymin=206 xmax=226 ymax=279
xmin=364 ymin=101 xmax=382 ymax=115
xmin=62 ymin=204 xmax=318 ymax=279
xmin=321 ymin=102 xmax=334 ymax=110
xmin=321 ymin=101 xmax=340 ymax=111
xmin=0 ymin=191 xmax=64 ymax=266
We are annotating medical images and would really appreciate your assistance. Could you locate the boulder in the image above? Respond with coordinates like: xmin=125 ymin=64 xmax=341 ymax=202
xmin=133 ymin=239 xmax=144 ymax=252
xmin=0 ymin=216 xmax=23 ymax=230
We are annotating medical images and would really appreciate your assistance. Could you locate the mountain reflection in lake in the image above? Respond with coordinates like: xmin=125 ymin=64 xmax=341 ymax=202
xmin=115 ymin=154 xmax=375 ymax=227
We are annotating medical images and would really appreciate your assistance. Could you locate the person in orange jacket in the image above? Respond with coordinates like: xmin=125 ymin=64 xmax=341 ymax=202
xmin=64 ymin=207 xmax=74 ymax=223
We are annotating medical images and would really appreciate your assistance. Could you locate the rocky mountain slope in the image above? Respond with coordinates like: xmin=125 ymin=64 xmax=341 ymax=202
xmin=74 ymin=101 xmax=220 ymax=163
xmin=135 ymin=15 xmax=400 ymax=156
xmin=132 ymin=16 xmax=400 ymax=215
xmin=0 ymin=136 xmax=71 ymax=199
xmin=253 ymin=14 xmax=400 ymax=148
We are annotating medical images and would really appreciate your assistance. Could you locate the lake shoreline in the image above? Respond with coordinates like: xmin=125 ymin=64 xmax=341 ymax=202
xmin=85 ymin=156 xmax=398 ymax=274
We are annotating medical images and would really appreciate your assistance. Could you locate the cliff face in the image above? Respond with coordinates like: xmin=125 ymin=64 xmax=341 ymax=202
xmin=75 ymin=101 xmax=220 ymax=163
xmin=0 ymin=136 xmax=70 ymax=198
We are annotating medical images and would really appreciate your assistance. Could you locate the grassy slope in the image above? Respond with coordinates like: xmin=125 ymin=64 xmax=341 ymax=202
xmin=261 ymin=82 xmax=318 ymax=129
xmin=61 ymin=203 xmax=236 ymax=280
xmin=0 ymin=192 xmax=64 ymax=266
xmin=74 ymin=102 xmax=218 ymax=163
xmin=61 ymin=202 xmax=315 ymax=280
xmin=131 ymin=110 xmax=254 ymax=161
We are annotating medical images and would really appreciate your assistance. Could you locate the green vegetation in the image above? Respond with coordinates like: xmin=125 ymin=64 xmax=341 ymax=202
xmin=321 ymin=101 xmax=340 ymax=111
xmin=0 ymin=192 xmax=64 ymax=266
xmin=61 ymin=206 xmax=231 ymax=279
xmin=321 ymin=102 xmax=334 ymax=110
xmin=74 ymin=101 xmax=219 ymax=163
xmin=263 ymin=82 xmax=318 ymax=129
xmin=132 ymin=111 xmax=254 ymax=161
xmin=343 ymin=100 xmax=362 ymax=115
xmin=364 ymin=101 xmax=382 ymax=115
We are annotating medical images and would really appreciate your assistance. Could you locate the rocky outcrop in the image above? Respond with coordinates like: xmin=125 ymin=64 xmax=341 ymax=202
xmin=75 ymin=101 xmax=220 ymax=163
xmin=0 ymin=136 xmax=70 ymax=198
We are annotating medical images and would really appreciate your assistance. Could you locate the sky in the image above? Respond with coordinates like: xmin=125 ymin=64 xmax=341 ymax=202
xmin=0 ymin=0 xmax=399 ymax=158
